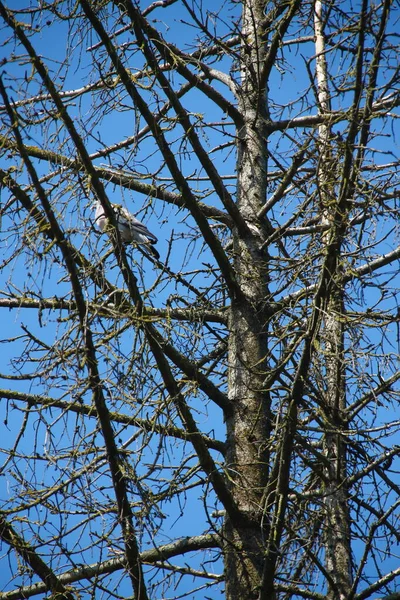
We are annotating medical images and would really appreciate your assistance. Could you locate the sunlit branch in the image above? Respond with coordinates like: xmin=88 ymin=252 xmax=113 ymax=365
xmin=0 ymin=135 xmax=231 ymax=224
xmin=354 ymin=568 xmax=400 ymax=600
xmin=114 ymin=0 xmax=249 ymax=239
xmin=274 ymin=584 xmax=325 ymax=600
xmin=280 ymin=242 xmax=400 ymax=308
xmin=115 ymin=0 xmax=242 ymax=124
xmin=79 ymin=0 xmax=242 ymax=302
xmin=0 ymin=534 xmax=221 ymax=600
xmin=0 ymin=17 xmax=149 ymax=596
xmin=0 ymin=389 xmax=226 ymax=453
xmin=10 ymin=0 xmax=237 ymax=523
xmin=0 ymin=296 xmax=228 ymax=324
xmin=0 ymin=516 xmax=74 ymax=600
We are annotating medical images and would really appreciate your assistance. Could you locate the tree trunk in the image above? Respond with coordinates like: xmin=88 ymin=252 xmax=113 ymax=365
xmin=224 ymin=0 xmax=271 ymax=598
xmin=314 ymin=2 xmax=352 ymax=596
xmin=322 ymin=290 xmax=352 ymax=600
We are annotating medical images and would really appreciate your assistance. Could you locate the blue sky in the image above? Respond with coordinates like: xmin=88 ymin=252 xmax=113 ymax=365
xmin=0 ymin=1 xmax=400 ymax=599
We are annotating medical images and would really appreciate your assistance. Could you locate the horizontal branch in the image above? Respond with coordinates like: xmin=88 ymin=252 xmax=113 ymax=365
xmin=0 ymin=388 xmax=226 ymax=454
xmin=281 ymin=243 xmax=400 ymax=308
xmin=268 ymin=91 xmax=400 ymax=133
xmin=275 ymin=583 xmax=325 ymax=600
xmin=0 ymin=135 xmax=231 ymax=225
xmin=0 ymin=533 xmax=221 ymax=600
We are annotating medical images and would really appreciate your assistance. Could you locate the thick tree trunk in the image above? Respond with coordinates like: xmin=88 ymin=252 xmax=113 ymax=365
xmin=224 ymin=1 xmax=271 ymax=598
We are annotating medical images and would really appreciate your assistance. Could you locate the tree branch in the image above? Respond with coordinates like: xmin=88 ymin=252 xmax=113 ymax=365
xmin=0 ymin=24 xmax=149 ymax=597
xmin=79 ymin=0 xmax=242 ymax=302
xmin=0 ymin=388 xmax=226 ymax=454
xmin=0 ymin=295 xmax=228 ymax=324
xmin=0 ymin=534 xmax=221 ymax=600
xmin=0 ymin=134 xmax=231 ymax=225
xmin=0 ymin=515 xmax=74 ymax=600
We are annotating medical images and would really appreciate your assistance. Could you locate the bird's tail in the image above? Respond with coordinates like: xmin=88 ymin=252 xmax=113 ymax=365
xmin=147 ymin=244 xmax=160 ymax=260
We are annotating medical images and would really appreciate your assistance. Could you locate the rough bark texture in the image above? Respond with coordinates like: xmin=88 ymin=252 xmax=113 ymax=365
xmin=323 ymin=292 xmax=352 ymax=600
xmin=224 ymin=0 xmax=271 ymax=598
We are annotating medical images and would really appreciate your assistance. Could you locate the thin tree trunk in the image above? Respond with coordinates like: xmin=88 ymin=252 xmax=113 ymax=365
xmin=314 ymin=1 xmax=352 ymax=597
xmin=322 ymin=290 xmax=352 ymax=600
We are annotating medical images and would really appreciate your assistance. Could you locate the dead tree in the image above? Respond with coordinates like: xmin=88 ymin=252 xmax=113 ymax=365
xmin=0 ymin=1 xmax=399 ymax=599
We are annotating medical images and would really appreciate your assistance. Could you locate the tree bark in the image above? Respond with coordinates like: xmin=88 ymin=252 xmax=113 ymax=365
xmin=314 ymin=1 xmax=352 ymax=596
xmin=224 ymin=0 xmax=271 ymax=598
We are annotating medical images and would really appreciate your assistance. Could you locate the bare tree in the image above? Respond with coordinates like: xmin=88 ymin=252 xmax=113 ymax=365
xmin=0 ymin=1 xmax=399 ymax=599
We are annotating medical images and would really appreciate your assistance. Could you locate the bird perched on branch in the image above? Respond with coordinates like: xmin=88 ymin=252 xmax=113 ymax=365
xmin=94 ymin=199 xmax=160 ymax=259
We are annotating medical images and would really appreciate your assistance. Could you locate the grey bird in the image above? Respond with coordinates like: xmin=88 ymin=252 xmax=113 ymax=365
xmin=94 ymin=199 xmax=159 ymax=259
